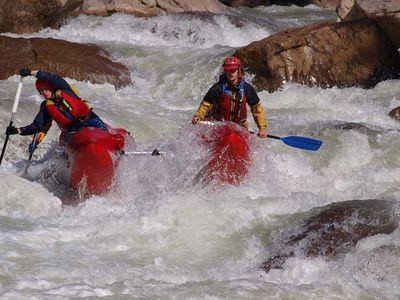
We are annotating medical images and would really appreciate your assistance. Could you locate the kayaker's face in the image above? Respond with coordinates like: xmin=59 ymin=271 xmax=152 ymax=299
xmin=225 ymin=68 xmax=239 ymax=84
xmin=39 ymin=89 xmax=53 ymax=99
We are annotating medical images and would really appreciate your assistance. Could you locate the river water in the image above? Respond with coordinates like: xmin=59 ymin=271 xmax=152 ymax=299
xmin=0 ymin=4 xmax=399 ymax=299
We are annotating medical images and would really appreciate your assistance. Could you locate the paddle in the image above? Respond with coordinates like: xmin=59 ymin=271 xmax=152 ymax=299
xmin=197 ymin=121 xmax=322 ymax=151
xmin=267 ymin=134 xmax=322 ymax=151
xmin=122 ymin=149 xmax=166 ymax=156
xmin=24 ymin=133 xmax=37 ymax=174
xmin=0 ymin=78 xmax=24 ymax=165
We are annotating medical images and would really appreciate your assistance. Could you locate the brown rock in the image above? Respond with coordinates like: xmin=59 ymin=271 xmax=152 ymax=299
xmin=337 ymin=0 xmax=400 ymax=49
xmin=389 ymin=106 xmax=400 ymax=121
xmin=81 ymin=0 xmax=162 ymax=17
xmin=0 ymin=36 xmax=131 ymax=89
xmin=80 ymin=0 xmax=225 ymax=16
xmin=261 ymin=199 xmax=398 ymax=273
xmin=337 ymin=0 xmax=366 ymax=21
xmin=357 ymin=0 xmax=400 ymax=49
xmin=0 ymin=0 xmax=83 ymax=34
xmin=235 ymin=19 xmax=400 ymax=92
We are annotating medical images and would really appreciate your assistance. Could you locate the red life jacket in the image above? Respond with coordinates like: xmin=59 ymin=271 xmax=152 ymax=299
xmin=214 ymin=79 xmax=247 ymax=124
xmin=45 ymin=90 xmax=91 ymax=130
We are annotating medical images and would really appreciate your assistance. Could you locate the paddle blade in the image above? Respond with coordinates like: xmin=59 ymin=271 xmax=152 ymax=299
xmin=280 ymin=135 xmax=322 ymax=151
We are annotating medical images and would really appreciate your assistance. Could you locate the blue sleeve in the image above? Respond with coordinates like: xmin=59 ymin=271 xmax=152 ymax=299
xmin=19 ymin=101 xmax=52 ymax=135
xmin=36 ymin=70 xmax=79 ymax=98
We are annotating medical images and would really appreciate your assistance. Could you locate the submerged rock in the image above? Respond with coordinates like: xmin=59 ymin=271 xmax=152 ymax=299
xmin=261 ymin=199 xmax=398 ymax=272
xmin=388 ymin=106 xmax=400 ymax=122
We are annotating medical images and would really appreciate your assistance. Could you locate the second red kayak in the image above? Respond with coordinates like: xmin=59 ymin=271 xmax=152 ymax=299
xmin=199 ymin=122 xmax=251 ymax=185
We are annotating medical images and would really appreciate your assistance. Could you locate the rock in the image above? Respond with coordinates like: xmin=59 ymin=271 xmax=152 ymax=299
xmin=80 ymin=0 xmax=226 ymax=17
xmin=389 ymin=106 xmax=400 ymax=121
xmin=337 ymin=0 xmax=400 ymax=49
xmin=0 ymin=0 xmax=83 ymax=34
xmin=310 ymin=0 xmax=340 ymax=9
xmin=219 ymin=0 xmax=340 ymax=9
xmin=336 ymin=0 xmax=366 ymax=21
xmin=261 ymin=199 xmax=398 ymax=273
xmin=80 ymin=0 xmax=162 ymax=17
xmin=235 ymin=19 xmax=400 ymax=92
xmin=218 ymin=0 xmax=271 ymax=7
xmin=0 ymin=36 xmax=131 ymax=89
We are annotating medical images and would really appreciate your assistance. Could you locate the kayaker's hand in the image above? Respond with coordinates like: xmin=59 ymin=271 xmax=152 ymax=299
xmin=19 ymin=68 xmax=32 ymax=77
xmin=192 ymin=116 xmax=201 ymax=125
xmin=6 ymin=125 xmax=19 ymax=135
xmin=257 ymin=128 xmax=267 ymax=138
xmin=72 ymin=118 xmax=87 ymax=128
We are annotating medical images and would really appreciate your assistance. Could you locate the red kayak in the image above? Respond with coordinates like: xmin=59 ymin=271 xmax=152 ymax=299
xmin=65 ymin=126 xmax=131 ymax=194
xmin=199 ymin=122 xmax=251 ymax=185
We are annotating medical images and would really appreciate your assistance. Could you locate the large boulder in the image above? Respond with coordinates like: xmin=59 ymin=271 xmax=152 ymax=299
xmin=261 ymin=199 xmax=398 ymax=273
xmin=0 ymin=36 xmax=131 ymax=89
xmin=337 ymin=0 xmax=400 ymax=49
xmin=0 ymin=0 xmax=226 ymax=33
xmin=0 ymin=0 xmax=83 ymax=34
xmin=235 ymin=19 xmax=400 ymax=92
xmin=80 ymin=0 xmax=225 ymax=17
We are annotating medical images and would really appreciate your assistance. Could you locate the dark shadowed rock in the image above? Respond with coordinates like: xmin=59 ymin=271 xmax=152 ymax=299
xmin=261 ymin=199 xmax=398 ymax=273
xmin=310 ymin=0 xmax=340 ymax=9
xmin=0 ymin=0 xmax=83 ymax=34
xmin=236 ymin=19 xmax=400 ymax=92
xmin=0 ymin=36 xmax=131 ymax=89
xmin=219 ymin=0 xmax=271 ymax=7
xmin=219 ymin=0 xmax=340 ymax=9
xmin=331 ymin=122 xmax=382 ymax=135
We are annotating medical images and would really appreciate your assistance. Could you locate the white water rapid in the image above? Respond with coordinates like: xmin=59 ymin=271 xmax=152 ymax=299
xmin=0 ymin=5 xmax=399 ymax=299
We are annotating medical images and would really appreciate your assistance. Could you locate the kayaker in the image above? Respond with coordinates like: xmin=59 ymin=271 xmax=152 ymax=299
xmin=191 ymin=56 xmax=267 ymax=138
xmin=5 ymin=69 xmax=108 ymax=153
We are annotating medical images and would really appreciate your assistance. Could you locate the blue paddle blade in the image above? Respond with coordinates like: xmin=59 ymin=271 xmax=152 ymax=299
xmin=280 ymin=135 xmax=323 ymax=151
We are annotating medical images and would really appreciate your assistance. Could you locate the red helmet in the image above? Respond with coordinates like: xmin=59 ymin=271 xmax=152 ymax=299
xmin=35 ymin=79 xmax=55 ymax=93
xmin=223 ymin=56 xmax=241 ymax=70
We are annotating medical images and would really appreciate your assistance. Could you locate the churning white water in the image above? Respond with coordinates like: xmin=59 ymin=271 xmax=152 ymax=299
xmin=0 ymin=5 xmax=400 ymax=299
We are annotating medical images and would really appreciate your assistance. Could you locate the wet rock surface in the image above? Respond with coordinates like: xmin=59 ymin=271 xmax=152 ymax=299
xmin=0 ymin=36 xmax=131 ymax=89
xmin=0 ymin=0 xmax=83 ymax=34
xmin=236 ymin=19 xmax=400 ymax=92
xmin=261 ymin=199 xmax=398 ymax=272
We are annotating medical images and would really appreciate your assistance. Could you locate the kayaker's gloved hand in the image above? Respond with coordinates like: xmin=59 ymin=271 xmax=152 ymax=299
xmin=72 ymin=118 xmax=87 ymax=129
xmin=257 ymin=127 xmax=267 ymax=138
xmin=192 ymin=116 xmax=201 ymax=125
xmin=28 ymin=142 xmax=37 ymax=155
xmin=19 ymin=68 xmax=32 ymax=77
xmin=6 ymin=125 xmax=19 ymax=135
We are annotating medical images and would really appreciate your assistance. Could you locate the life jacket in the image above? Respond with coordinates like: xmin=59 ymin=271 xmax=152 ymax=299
xmin=45 ymin=90 xmax=92 ymax=130
xmin=214 ymin=78 xmax=247 ymax=124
